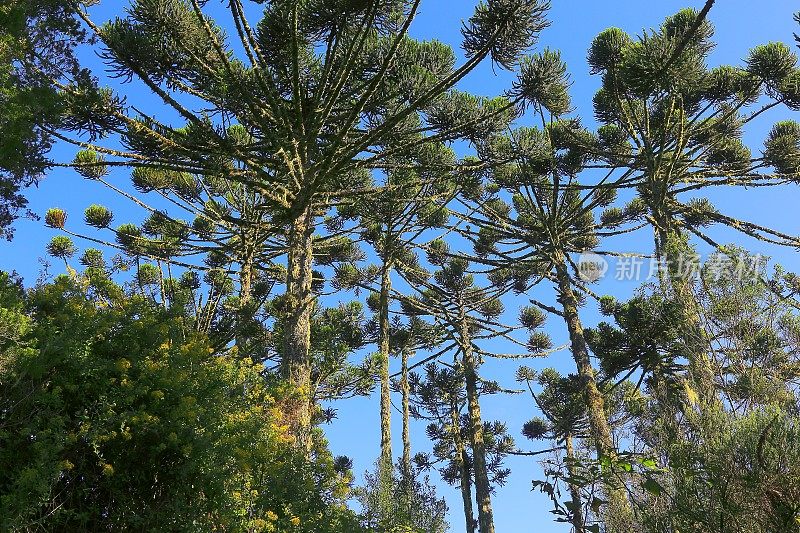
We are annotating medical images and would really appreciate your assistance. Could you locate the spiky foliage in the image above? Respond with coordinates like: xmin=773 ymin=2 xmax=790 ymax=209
xmin=41 ymin=0 xmax=552 ymax=441
xmin=44 ymin=208 xmax=67 ymax=229
xmin=0 ymin=1 xmax=91 ymax=238
xmin=519 ymin=367 xmax=592 ymax=532
xmin=586 ymin=9 xmax=800 ymax=263
xmin=387 ymin=316 xmax=445 ymax=479
xmin=270 ymin=300 xmax=374 ymax=408
xmin=46 ymin=235 xmax=76 ymax=262
xmin=579 ymin=7 xmax=800 ymax=429
xmin=398 ymin=251 xmax=525 ymax=533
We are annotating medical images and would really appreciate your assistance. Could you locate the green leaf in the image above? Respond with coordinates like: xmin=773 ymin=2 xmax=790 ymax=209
xmin=642 ymin=478 xmax=664 ymax=496
xmin=590 ymin=497 xmax=607 ymax=514
xmin=641 ymin=458 xmax=658 ymax=469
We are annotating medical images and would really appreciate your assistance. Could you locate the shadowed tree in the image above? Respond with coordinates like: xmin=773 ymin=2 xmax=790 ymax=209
xmin=355 ymin=456 xmax=449 ymax=533
xmin=586 ymin=250 xmax=800 ymax=532
xmin=409 ymin=362 xmax=475 ymax=533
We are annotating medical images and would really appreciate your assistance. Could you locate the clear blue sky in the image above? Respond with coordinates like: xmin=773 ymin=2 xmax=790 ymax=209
xmin=3 ymin=2 xmax=799 ymax=531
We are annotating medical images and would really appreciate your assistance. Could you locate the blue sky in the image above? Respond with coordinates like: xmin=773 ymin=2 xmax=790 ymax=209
xmin=3 ymin=1 xmax=800 ymax=531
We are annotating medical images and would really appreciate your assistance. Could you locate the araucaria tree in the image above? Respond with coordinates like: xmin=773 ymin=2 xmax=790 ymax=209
xmin=462 ymin=113 xmax=638 ymax=526
xmin=41 ymin=0 xmax=552 ymax=443
xmin=401 ymin=247 xmax=519 ymax=533
xmin=586 ymin=8 xmax=800 ymax=404
xmin=7 ymin=2 xmax=800 ymax=533
xmin=0 ymin=1 xmax=89 ymax=238
xmin=334 ymin=142 xmax=458 ymax=470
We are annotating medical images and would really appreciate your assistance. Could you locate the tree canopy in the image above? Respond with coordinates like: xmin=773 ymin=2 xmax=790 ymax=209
xmin=2 ymin=2 xmax=800 ymax=532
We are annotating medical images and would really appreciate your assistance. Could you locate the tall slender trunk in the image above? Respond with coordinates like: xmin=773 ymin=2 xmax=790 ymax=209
xmin=565 ymin=433 xmax=585 ymax=533
xmin=554 ymin=259 xmax=632 ymax=531
xmin=401 ymin=345 xmax=412 ymax=482
xmin=236 ymin=253 xmax=254 ymax=358
xmin=378 ymin=262 xmax=393 ymax=468
xmin=459 ymin=315 xmax=495 ymax=533
xmin=239 ymin=255 xmax=253 ymax=304
xmin=157 ymin=260 xmax=167 ymax=309
xmin=284 ymin=211 xmax=315 ymax=446
xmin=396 ymin=345 xmax=413 ymax=519
xmin=451 ymin=403 xmax=476 ymax=533
xmin=655 ymin=224 xmax=715 ymax=405
xmin=646 ymin=226 xmax=690 ymax=468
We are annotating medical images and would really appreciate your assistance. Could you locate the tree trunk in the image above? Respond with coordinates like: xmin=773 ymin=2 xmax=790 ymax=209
xmin=565 ymin=433 xmax=585 ymax=533
xmin=401 ymin=345 xmax=412 ymax=482
xmin=654 ymin=224 xmax=716 ymax=406
xmin=378 ymin=263 xmax=393 ymax=468
xmin=239 ymin=254 xmax=253 ymax=304
xmin=157 ymin=260 xmax=166 ymax=309
xmin=554 ymin=259 xmax=632 ymax=531
xmin=235 ymin=253 xmax=254 ymax=359
xmin=451 ymin=404 xmax=476 ymax=533
xmin=459 ymin=316 xmax=495 ymax=533
xmin=283 ymin=211 xmax=315 ymax=447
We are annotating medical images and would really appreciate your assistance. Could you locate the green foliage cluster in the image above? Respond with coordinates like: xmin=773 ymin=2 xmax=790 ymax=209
xmin=0 ymin=1 xmax=89 ymax=238
xmin=0 ymin=271 xmax=361 ymax=532
xmin=356 ymin=462 xmax=449 ymax=533
xmin=5 ymin=3 xmax=800 ymax=533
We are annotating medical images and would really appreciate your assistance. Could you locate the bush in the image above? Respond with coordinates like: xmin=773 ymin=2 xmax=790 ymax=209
xmin=0 ymin=272 xmax=361 ymax=532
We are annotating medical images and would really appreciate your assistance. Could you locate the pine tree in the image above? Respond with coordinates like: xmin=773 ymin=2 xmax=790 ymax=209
xmin=519 ymin=366 xmax=589 ymax=533
xmin=334 ymin=141 xmax=459 ymax=473
xmin=400 ymin=247 xmax=519 ymax=533
xmin=461 ymin=106 xmax=639 ymax=525
xmin=41 ymin=0 xmax=552 ymax=442
xmin=0 ymin=1 xmax=87 ymax=238
xmin=388 ymin=316 xmax=442 ymax=483
xmin=586 ymin=8 xmax=800 ymax=404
